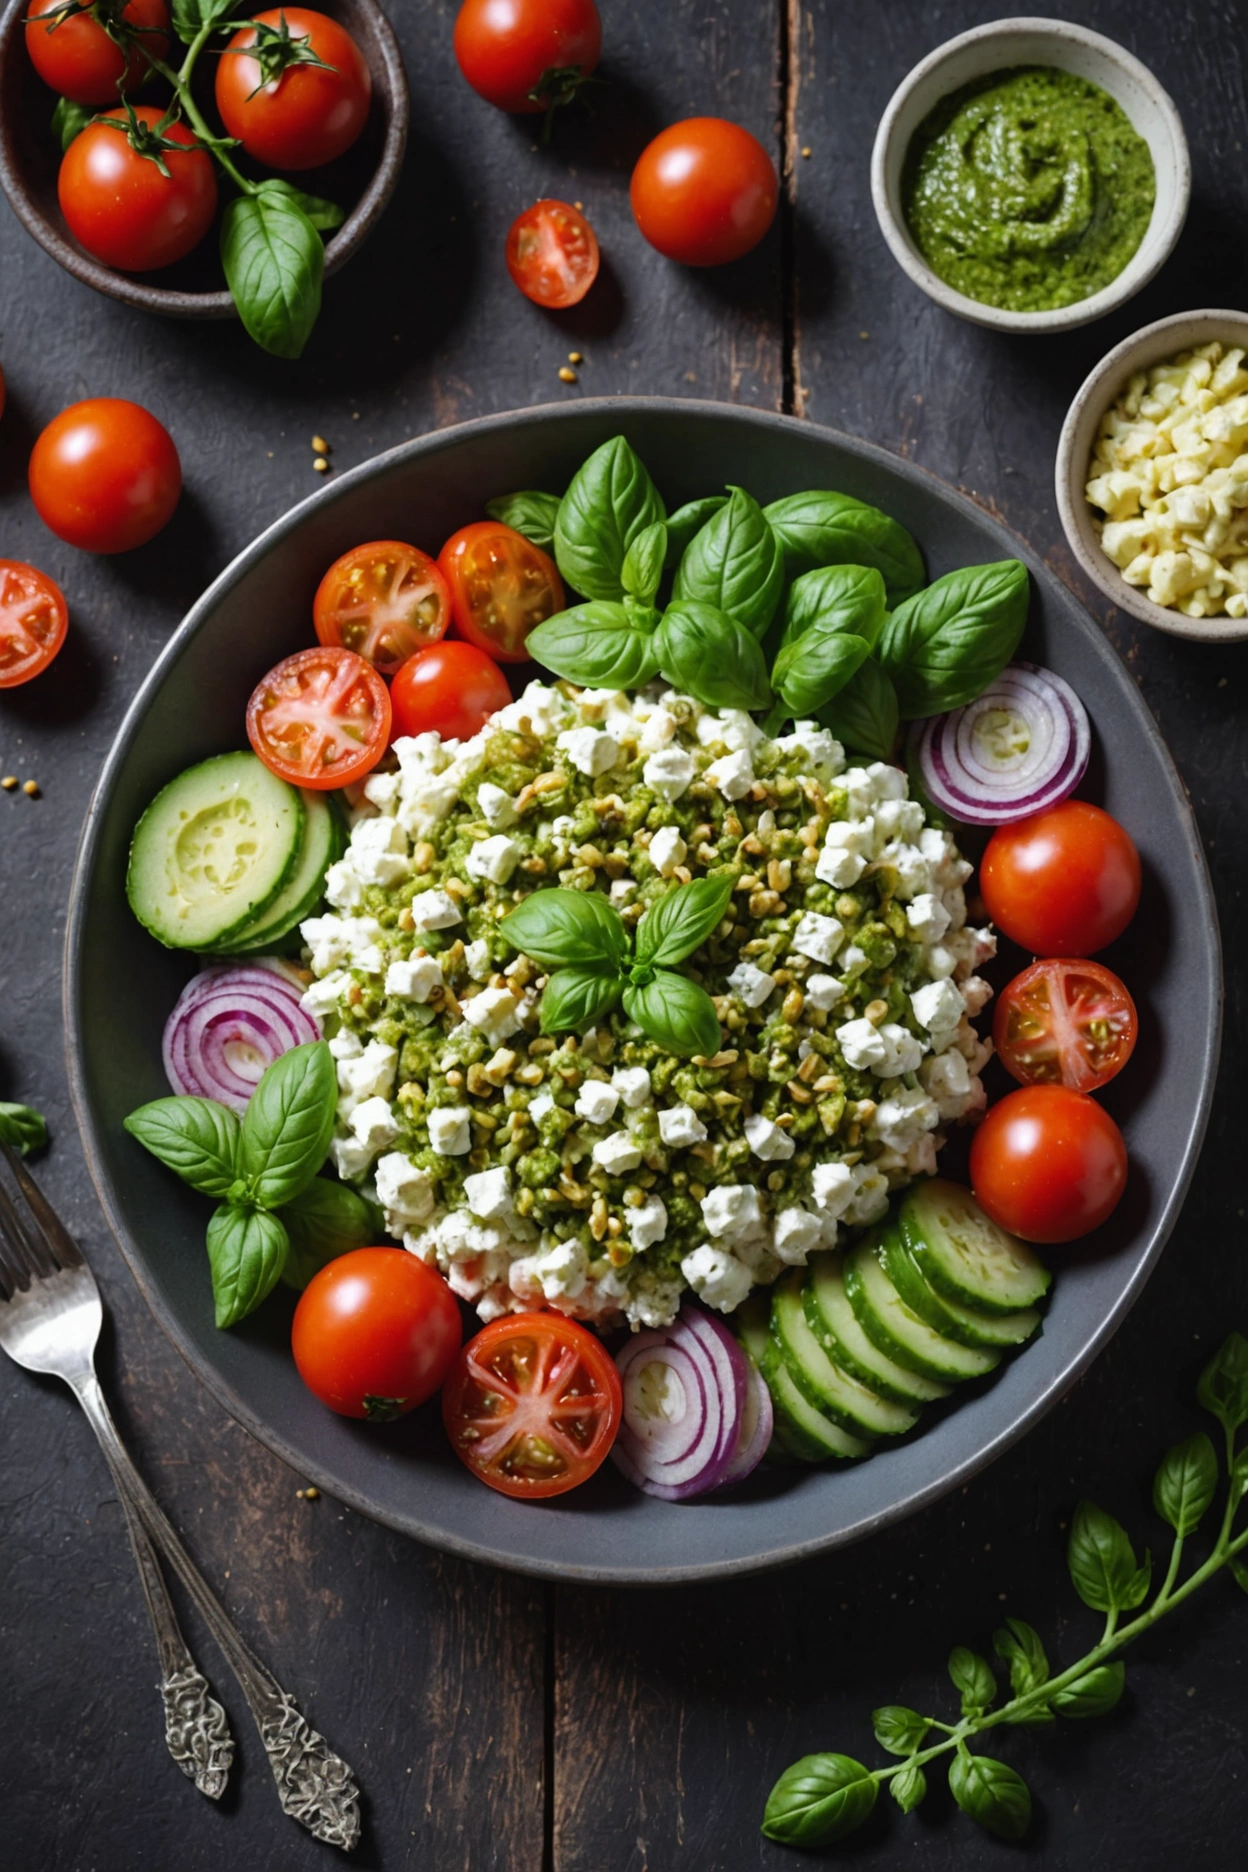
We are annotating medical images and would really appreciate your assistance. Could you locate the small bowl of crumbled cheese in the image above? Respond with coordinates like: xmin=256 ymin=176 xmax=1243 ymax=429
xmin=1057 ymin=308 xmax=1248 ymax=641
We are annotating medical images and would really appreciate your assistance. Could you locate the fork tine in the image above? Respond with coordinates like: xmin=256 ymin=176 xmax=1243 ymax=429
xmin=0 ymin=1165 xmax=45 ymax=1294
xmin=2 ymin=1141 xmax=87 ymax=1274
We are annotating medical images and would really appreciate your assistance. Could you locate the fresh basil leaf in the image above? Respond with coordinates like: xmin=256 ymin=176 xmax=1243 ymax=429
xmin=878 ymin=559 xmax=1030 ymax=720
xmin=51 ymin=97 xmax=94 ymax=152
xmin=540 ymin=965 xmax=624 ymax=1034
xmin=0 ymin=1101 xmax=49 ymax=1159
xmin=871 ymin=1705 xmax=929 ymax=1757
xmin=948 ymin=1646 xmax=997 ymax=1715
xmin=817 ymin=657 xmax=898 ymax=762
xmin=171 ymin=0 xmax=235 ymax=42
xmin=656 ymin=601 xmax=771 ymax=710
xmin=672 ymin=485 xmax=784 ymax=639
xmin=1228 ymin=1555 xmax=1248 ymax=1595
xmin=947 ymin=1751 xmax=1031 ymax=1841
xmin=1153 ymin=1431 xmax=1219 ymax=1537
xmin=1067 ymin=1501 xmax=1152 ymax=1613
xmin=663 ymin=495 xmax=728 ymax=569
xmin=206 ymin=1203 xmax=289 ymax=1329
xmin=527 ymin=603 xmax=662 ymax=689
xmin=502 ymin=888 xmax=629 ymax=970
xmin=221 ymin=187 xmax=324 ymax=360
xmin=1051 ymin=1660 xmax=1126 ymax=1719
xmin=635 ymin=874 xmax=733 ymax=968
xmin=624 ymin=970 xmax=721 ymax=1059
xmin=279 ymin=1177 xmax=386 ymax=1290
xmin=621 ymin=521 xmax=668 ymax=606
xmin=239 ymin=1042 xmax=337 ymax=1209
xmin=761 ymin=1753 xmax=877 ymax=1846
xmin=484 ymin=490 xmax=562 ymax=548
xmin=554 ymin=437 xmax=666 ymax=602
xmin=1197 ymin=1331 xmax=1248 ymax=1435
xmin=891 ymin=1761 xmax=927 ymax=1814
xmin=779 ymin=563 xmax=888 ymax=653
xmin=774 ymin=633 xmax=872 ymax=718
xmin=764 ymin=489 xmax=925 ymax=604
xmin=993 ymin=1618 xmax=1050 ymax=1699
xmin=123 ymin=1097 xmax=241 ymax=1199
xmin=1231 ymin=1446 xmax=1248 ymax=1510
xmin=262 ymin=181 xmax=345 ymax=233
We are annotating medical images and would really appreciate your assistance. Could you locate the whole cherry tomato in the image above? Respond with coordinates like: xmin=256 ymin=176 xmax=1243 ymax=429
xmin=630 ymin=117 xmax=778 ymax=266
xmin=292 ymin=1249 xmax=462 ymax=1420
xmin=390 ymin=641 xmax=512 ymax=743
xmin=215 ymin=8 xmax=371 ymax=170
xmin=0 ymin=562 xmax=69 ymax=689
xmin=438 ymin=520 xmax=564 ymax=663
xmin=25 ymin=0 xmax=170 ymax=108
xmin=58 ymin=106 xmax=217 ymax=272
xmin=453 ymin=0 xmax=601 ymax=116
xmin=29 ymin=397 xmax=181 ymax=553
xmin=505 ymin=199 xmax=600 ymax=308
xmin=246 ymin=646 xmax=391 ymax=790
xmin=970 ymin=1084 xmax=1128 ymax=1244
xmin=980 ymin=800 xmax=1141 ymax=957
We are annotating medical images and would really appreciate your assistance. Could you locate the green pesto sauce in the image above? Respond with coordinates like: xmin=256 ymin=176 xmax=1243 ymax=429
xmin=902 ymin=66 xmax=1156 ymax=312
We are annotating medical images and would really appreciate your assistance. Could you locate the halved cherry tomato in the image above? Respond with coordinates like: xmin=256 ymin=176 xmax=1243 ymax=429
xmin=438 ymin=520 xmax=563 ymax=663
xmin=25 ymin=0 xmax=170 ymax=108
xmin=506 ymin=199 xmax=599 ymax=308
xmin=29 ymin=397 xmax=181 ymax=553
xmin=246 ymin=645 xmax=391 ymax=789
xmin=994 ymin=959 xmax=1138 ymax=1094
xmin=313 ymin=541 xmax=451 ymax=678
xmin=390 ymin=640 xmax=512 ymax=743
xmin=630 ymin=117 xmax=778 ymax=266
xmin=981 ymin=800 xmax=1141 ymax=957
xmin=970 ymin=1084 xmax=1128 ymax=1244
xmin=442 ymin=1312 xmax=622 ymax=1499
xmin=0 ymin=561 xmax=68 ymax=689
xmin=453 ymin=0 xmax=601 ymax=116
xmin=58 ymin=106 xmax=217 ymax=273
xmin=215 ymin=7 xmax=371 ymax=170
xmin=292 ymin=1249 xmax=461 ymax=1421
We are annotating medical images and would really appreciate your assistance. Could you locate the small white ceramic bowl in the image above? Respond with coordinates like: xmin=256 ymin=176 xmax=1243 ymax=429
xmin=1056 ymin=309 xmax=1248 ymax=644
xmin=870 ymin=17 xmax=1190 ymax=334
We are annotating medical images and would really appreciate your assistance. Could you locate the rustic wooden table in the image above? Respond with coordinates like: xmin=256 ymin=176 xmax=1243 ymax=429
xmin=2 ymin=2 xmax=1246 ymax=1866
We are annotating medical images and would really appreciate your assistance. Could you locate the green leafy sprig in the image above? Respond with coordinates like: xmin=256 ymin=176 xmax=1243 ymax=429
xmin=501 ymin=875 xmax=732 ymax=1060
xmin=762 ymin=1332 xmax=1248 ymax=1850
xmin=0 ymin=1102 xmax=49 ymax=1157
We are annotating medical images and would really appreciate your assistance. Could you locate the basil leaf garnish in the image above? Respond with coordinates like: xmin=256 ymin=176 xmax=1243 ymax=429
xmin=220 ymin=184 xmax=324 ymax=360
xmin=947 ymin=1647 xmax=997 ymax=1716
xmin=0 ymin=1101 xmax=49 ymax=1159
xmin=554 ymin=437 xmax=666 ymax=602
xmin=672 ymin=484 xmax=783 ymax=639
xmin=663 ymin=494 xmax=728 ymax=569
xmin=1196 ymin=1330 xmax=1248 ymax=1435
xmin=1050 ymin=1662 xmax=1126 ymax=1720
xmin=947 ymin=1751 xmax=1031 ymax=1841
xmin=656 ymin=600 xmax=771 ymax=710
xmin=171 ymin=0 xmax=235 ymax=43
xmin=279 ymin=1177 xmax=386 ymax=1290
xmin=623 ymin=970 xmax=721 ymax=1059
xmin=526 ymin=603 xmax=662 ymax=689
xmin=779 ymin=563 xmax=887 ymax=651
xmin=238 ymin=1041 xmax=337 ymax=1209
xmin=871 ymin=1705 xmax=931 ymax=1757
xmin=621 ymin=521 xmax=668 ymax=606
xmin=992 ymin=1618 xmax=1049 ymax=1700
xmin=540 ymin=965 xmax=624 ymax=1034
xmin=501 ymin=888 xmax=629 ymax=970
xmin=1066 ymin=1500 xmax=1152 ymax=1613
xmin=634 ymin=874 xmax=733 ymax=968
xmin=761 ymin=1753 xmax=878 ymax=1847
xmin=51 ymin=97 xmax=94 ymax=151
xmin=123 ymin=1096 xmax=242 ymax=1198
xmin=1152 ymin=1432 xmax=1219 ymax=1537
xmin=272 ymin=184 xmax=345 ymax=233
xmin=877 ymin=559 xmax=1029 ymax=719
xmin=817 ymin=657 xmax=899 ymax=762
xmin=773 ymin=627 xmax=873 ymax=717
xmin=891 ymin=1762 xmax=927 ymax=1814
xmin=764 ymin=489 xmax=925 ymax=604
xmin=485 ymin=490 xmax=562 ymax=549
xmin=206 ymin=1203 xmax=290 ymax=1329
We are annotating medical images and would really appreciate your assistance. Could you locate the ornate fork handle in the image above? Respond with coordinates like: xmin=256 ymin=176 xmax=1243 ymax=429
xmin=73 ymin=1371 xmax=361 ymax=1851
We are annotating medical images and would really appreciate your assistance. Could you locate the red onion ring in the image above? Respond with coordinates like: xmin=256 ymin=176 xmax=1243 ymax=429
xmin=610 ymin=1303 xmax=748 ymax=1500
xmin=680 ymin=1302 xmax=748 ymax=1471
xmin=913 ymin=662 xmax=1091 ymax=826
xmin=162 ymin=962 xmax=321 ymax=1112
xmin=718 ymin=1359 xmax=774 ymax=1487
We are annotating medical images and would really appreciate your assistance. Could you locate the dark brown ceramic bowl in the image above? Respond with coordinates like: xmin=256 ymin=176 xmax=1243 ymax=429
xmin=0 ymin=0 xmax=407 ymax=319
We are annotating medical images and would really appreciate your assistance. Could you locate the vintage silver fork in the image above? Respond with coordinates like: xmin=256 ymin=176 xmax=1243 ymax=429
xmin=0 ymin=1139 xmax=361 ymax=1851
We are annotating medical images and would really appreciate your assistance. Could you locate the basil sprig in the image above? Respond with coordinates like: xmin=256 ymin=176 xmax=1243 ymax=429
xmin=0 ymin=1101 xmax=49 ymax=1157
xmin=878 ymin=559 xmax=1030 ymax=719
xmin=502 ymin=877 xmax=732 ymax=1059
xmin=770 ymin=564 xmax=886 ymax=717
xmin=554 ymin=437 xmax=667 ymax=603
xmin=221 ymin=183 xmax=326 ymax=362
xmin=485 ymin=490 xmax=562 ymax=549
xmin=125 ymin=1041 xmax=361 ymax=1328
xmin=526 ymin=604 xmax=662 ymax=689
xmin=762 ymin=1330 xmax=1248 ymax=1852
xmin=671 ymin=485 xmax=783 ymax=639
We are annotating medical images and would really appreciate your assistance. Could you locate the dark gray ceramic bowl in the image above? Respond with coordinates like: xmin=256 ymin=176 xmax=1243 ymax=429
xmin=65 ymin=400 xmax=1221 ymax=1585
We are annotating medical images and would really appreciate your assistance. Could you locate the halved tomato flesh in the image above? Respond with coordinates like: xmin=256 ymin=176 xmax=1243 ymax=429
xmin=313 ymin=540 xmax=451 ymax=678
xmin=0 ymin=560 xmax=68 ymax=688
xmin=993 ymin=957 xmax=1138 ymax=1093
xmin=438 ymin=521 xmax=564 ymax=663
xmin=246 ymin=645 xmax=392 ymax=790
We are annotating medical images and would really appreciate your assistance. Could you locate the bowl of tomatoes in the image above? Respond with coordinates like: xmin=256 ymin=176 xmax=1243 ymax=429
xmin=0 ymin=0 xmax=407 ymax=339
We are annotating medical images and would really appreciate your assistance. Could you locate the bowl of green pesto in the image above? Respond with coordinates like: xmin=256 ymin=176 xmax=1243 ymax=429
xmin=871 ymin=18 xmax=1190 ymax=333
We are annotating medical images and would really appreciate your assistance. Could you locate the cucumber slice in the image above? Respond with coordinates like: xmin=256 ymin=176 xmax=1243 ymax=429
xmin=771 ymin=1271 xmax=920 ymax=1437
xmin=881 ymin=1231 xmax=1043 ymax=1351
xmin=900 ymin=1179 xmax=1051 ymax=1316
xmin=733 ymin=1290 xmax=771 ymax=1371
xmin=127 ymin=753 xmax=304 ymax=951
xmin=805 ymin=1252 xmax=951 ymax=1405
xmin=844 ymin=1234 xmax=1001 ymax=1383
xmin=215 ymin=791 xmax=344 ymax=955
xmin=761 ymin=1342 xmax=873 ymax=1462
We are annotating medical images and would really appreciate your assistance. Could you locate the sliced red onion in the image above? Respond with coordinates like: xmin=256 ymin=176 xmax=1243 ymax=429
xmin=162 ymin=962 xmax=321 ymax=1112
xmin=679 ymin=1302 xmax=748 ymax=1471
xmin=718 ymin=1360 xmax=774 ymax=1488
xmin=610 ymin=1303 xmax=748 ymax=1501
xmin=913 ymin=662 xmax=1091 ymax=826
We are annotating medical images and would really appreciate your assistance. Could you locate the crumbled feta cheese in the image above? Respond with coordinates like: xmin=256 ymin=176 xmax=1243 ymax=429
xmin=649 ymin=825 xmax=687 ymax=876
xmin=836 ymin=1016 xmax=888 ymax=1071
xmin=337 ymin=1040 xmax=397 ymax=1110
xmin=810 ymin=1161 xmax=856 ymax=1217
xmin=300 ymin=971 xmax=348 ymax=1020
xmin=497 ymin=681 xmax=571 ymax=737
xmin=960 ymin=975 xmax=994 ymax=1017
xmin=871 ymin=1086 xmax=940 ymax=1151
xmin=844 ymin=1164 xmax=891 ymax=1225
xmin=816 ymin=819 xmax=871 ymax=887
xmin=877 ymin=1022 xmax=927 ymax=1077
xmin=701 ymin=1184 xmax=763 ymax=1240
xmin=330 ymin=1135 xmax=375 ymax=1180
xmin=348 ymin=1096 xmax=397 ymax=1154
xmin=463 ymin=1166 xmax=513 ymax=1221
xmin=612 ymin=1066 xmax=651 ymax=1109
xmin=792 ymin=910 xmax=844 ymax=964
xmin=910 ymin=976 xmax=964 ymax=1034
xmin=773 ymin=1206 xmax=823 ymax=1266
xmin=744 ymin=1113 xmax=796 ymax=1161
xmin=906 ymin=892 xmax=952 ymax=944
xmin=592 ymin=1131 xmax=643 ymax=1174
xmin=427 ymin=1106 xmax=471 ymax=1154
xmin=680 ymin=1243 xmax=753 ymax=1313
xmin=874 ymin=798 xmax=926 ymax=843
xmin=575 ymin=1080 xmax=620 ymax=1125
xmin=464 ymin=937 xmax=493 ymax=981
xmin=363 ymin=770 xmax=400 ymax=809
xmin=385 ymin=954 xmax=443 ymax=1001
xmin=658 ymin=1103 xmax=707 ymax=1147
xmin=532 ymin=1237 xmax=589 ymax=1302
xmin=328 ymin=1030 xmax=362 ymax=1062
xmin=322 ymin=856 xmax=366 ymax=911
xmin=609 ymin=878 xmax=637 ymax=907
xmin=880 ymin=840 xmax=933 ymax=899
xmin=949 ymin=926 xmax=998 ymax=977
xmin=920 ymin=1049 xmax=984 ymax=1120
xmin=727 ymin=961 xmax=776 ymax=1008
xmin=775 ymin=721 xmax=843 ymax=774
xmin=704 ymin=748 xmax=754 ymax=799
xmin=638 ymin=706 xmax=678 ymax=752
xmin=409 ymin=889 xmax=462 ymax=931
xmin=627 ymin=1194 xmax=668 ymax=1251
xmin=643 ymin=746 xmax=696 ymax=800
xmin=477 ymin=782 xmax=517 ymax=828
xmin=557 ymin=726 xmax=620 ymax=777
xmin=462 ymin=986 xmax=522 ymax=1043
xmin=466 ymin=834 xmax=521 ymax=885
xmin=713 ymin=710 xmax=766 ymax=755
xmin=349 ymin=814 xmax=411 ymax=888
xmin=374 ymin=1152 xmax=435 ymax=1225
xmin=528 ymin=1090 xmax=555 ymax=1124
xmin=804 ymin=973 xmax=845 ymax=1013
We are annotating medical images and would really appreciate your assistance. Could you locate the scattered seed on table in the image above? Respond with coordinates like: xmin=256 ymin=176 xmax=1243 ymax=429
xmin=313 ymin=456 xmax=329 ymax=473
xmin=559 ymin=366 xmax=578 ymax=383
xmin=22 ymin=780 xmax=40 ymax=798
xmin=352 ymin=411 xmax=360 ymax=421
xmin=311 ymin=434 xmax=330 ymax=454
xmin=304 ymin=1486 xmax=320 ymax=1501
xmin=801 ymin=145 xmax=812 ymax=158
xmin=1 ymin=776 xmax=17 ymax=791
xmin=568 ymin=350 xmax=583 ymax=365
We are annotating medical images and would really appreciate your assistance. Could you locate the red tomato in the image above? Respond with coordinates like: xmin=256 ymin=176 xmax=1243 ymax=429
xmin=630 ymin=117 xmax=778 ymax=266
xmin=970 ymin=1084 xmax=1128 ymax=1244
xmin=994 ymin=958 xmax=1138 ymax=1094
xmin=981 ymin=800 xmax=1141 ymax=957
xmin=29 ymin=398 xmax=181 ymax=553
xmin=247 ymin=645 xmax=391 ymax=789
xmin=442 ymin=1312 xmax=622 ymax=1499
xmin=438 ymin=520 xmax=563 ymax=663
xmin=215 ymin=8 xmax=371 ymax=170
xmin=313 ymin=541 xmax=451 ymax=678
xmin=25 ymin=0 xmax=170 ymax=107
xmin=292 ymin=1248 xmax=461 ymax=1420
xmin=453 ymin=0 xmax=601 ymax=116
xmin=390 ymin=641 xmax=512 ymax=743
xmin=505 ymin=199 xmax=599 ymax=308
xmin=0 ymin=561 xmax=69 ymax=689
xmin=58 ymin=106 xmax=217 ymax=272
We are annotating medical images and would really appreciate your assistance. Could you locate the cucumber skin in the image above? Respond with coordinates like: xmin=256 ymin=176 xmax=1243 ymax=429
xmin=770 ymin=1275 xmax=919 ymax=1438
xmin=804 ymin=1255 xmax=951 ymax=1406
xmin=216 ymin=792 xmax=346 ymax=956
xmin=882 ymin=1233 xmax=1043 ymax=1352
xmin=761 ymin=1341 xmax=872 ymax=1462
xmin=844 ymin=1241 xmax=1001 ymax=1384
xmin=900 ymin=1180 xmax=1051 ymax=1316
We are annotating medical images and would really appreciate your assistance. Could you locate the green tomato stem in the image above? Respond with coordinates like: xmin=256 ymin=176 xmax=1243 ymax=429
xmin=759 ymin=700 xmax=790 ymax=739
xmin=140 ymin=25 xmax=257 ymax=197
